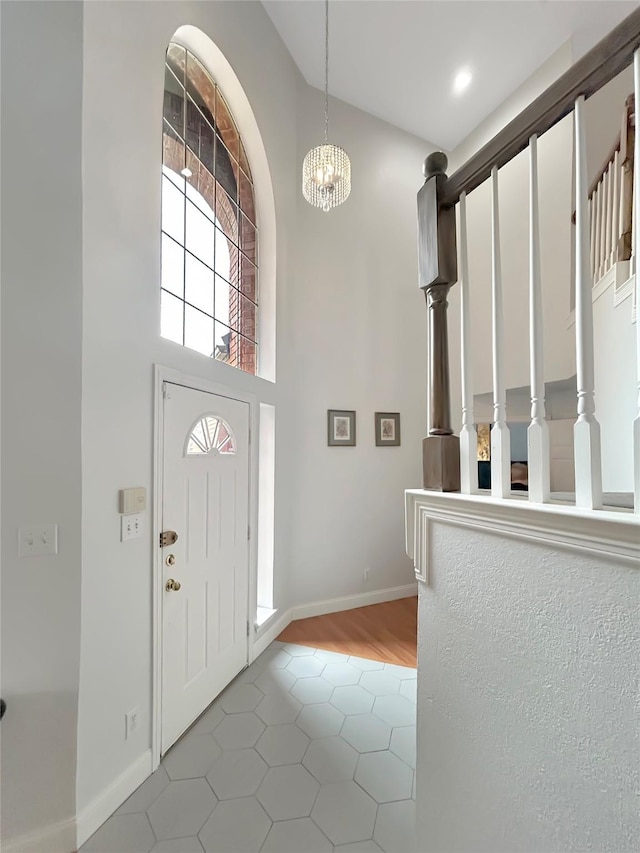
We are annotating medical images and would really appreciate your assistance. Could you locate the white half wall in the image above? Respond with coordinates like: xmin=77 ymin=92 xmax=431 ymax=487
xmin=416 ymin=519 xmax=639 ymax=853
xmin=0 ymin=2 xmax=83 ymax=849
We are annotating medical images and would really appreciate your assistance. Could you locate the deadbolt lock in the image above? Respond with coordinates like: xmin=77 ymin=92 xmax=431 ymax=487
xmin=165 ymin=554 xmax=176 ymax=567
xmin=160 ymin=530 xmax=178 ymax=547
xmin=165 ymin=578 xmax=181 ymax=592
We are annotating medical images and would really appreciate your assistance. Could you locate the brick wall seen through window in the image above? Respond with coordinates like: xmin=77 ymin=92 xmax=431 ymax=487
xmin=161 ymin=44 xmax=258 ymax=375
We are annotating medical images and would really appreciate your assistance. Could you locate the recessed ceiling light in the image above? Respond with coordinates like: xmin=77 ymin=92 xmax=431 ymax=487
xmin=453 ymin=68 xmax=472 ymax=95
xmin=180 ymin=167 xmax=193 ymax=178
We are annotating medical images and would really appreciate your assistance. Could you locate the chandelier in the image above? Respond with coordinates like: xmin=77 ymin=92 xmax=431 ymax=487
xmin=302 ymin=0 xmax=351 ymax=212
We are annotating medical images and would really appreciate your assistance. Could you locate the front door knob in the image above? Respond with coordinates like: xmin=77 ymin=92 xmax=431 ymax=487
xmin=165 ymin=578 xmax=181 ymax=592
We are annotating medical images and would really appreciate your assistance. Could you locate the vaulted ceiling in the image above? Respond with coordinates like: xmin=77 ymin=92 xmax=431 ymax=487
xmin=262 ymin=0 xmax=639 ymax=150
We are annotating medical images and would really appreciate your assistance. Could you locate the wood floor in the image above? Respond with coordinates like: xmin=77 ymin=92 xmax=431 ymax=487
xmin=277 ymin=596 xmax=417 ymax=667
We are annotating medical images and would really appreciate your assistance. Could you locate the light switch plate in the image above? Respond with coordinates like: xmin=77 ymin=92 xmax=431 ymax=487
xmin=121 ymin=513 xmax=142 ymax=542
xmin=18 ymin=525 xmax=58 ymax=557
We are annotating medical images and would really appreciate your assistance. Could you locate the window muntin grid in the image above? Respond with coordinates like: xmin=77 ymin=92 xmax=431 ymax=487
xmin=161 ymin=43 xmax=258 ymax=375
xmin=186 ymin=415 xmax=236 ymax=456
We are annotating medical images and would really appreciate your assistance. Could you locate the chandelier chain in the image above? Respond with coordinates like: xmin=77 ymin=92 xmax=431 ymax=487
xmin=324 ymin=0 xmax=329 ymax=142
xmin=301 ymin=0 xmax=351 ymax=211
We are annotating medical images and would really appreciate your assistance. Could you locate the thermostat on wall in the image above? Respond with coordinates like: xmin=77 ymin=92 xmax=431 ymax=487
xmin=119 ymin=487 xmax=146 ymax=515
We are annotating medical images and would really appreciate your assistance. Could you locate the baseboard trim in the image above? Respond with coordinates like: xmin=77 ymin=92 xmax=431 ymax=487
xmin=2 ymin=817 xmax=76 ymax=853
xmin=250 ymin=584 xmax=417 ymax=661
xmin=251 ymin=609 xmax=292 ymax=660
xmin=290 ymin=584 xmax=417 ymax=621
xmin=75 ymin=749 xmax=153 ymax=849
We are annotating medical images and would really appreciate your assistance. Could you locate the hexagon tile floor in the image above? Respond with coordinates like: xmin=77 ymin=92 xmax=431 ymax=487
xmin=81 ymin=642 xmax=417 ymax=853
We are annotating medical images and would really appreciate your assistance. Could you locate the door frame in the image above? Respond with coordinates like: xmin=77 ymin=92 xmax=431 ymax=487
xmin=152 ymin=364 xmax=260 ymax=769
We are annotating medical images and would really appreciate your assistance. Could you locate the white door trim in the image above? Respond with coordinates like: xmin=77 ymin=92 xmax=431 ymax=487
xmin=152 ymin=364 xmax=260 ymax=770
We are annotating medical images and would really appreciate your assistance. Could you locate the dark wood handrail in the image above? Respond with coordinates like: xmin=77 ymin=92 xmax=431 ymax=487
xmin=442 ymin=7 xmax=640 ymax=207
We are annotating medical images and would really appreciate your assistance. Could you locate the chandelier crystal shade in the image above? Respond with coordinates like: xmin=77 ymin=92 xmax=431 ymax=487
xmin=302 ymin=143 xmax=351 ymax=212
xmin=302 ymin=0 xmax=351 ymax=212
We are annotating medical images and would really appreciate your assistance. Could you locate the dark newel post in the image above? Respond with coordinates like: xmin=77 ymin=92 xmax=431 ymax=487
xmin=417 ymin=152 xmax=460 ymax=491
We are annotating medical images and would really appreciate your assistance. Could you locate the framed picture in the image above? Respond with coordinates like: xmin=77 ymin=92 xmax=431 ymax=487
xmin=375 ymin=412 xmax=400 ymax=446
xmin=327 ymin=410 xmax=356 ymax=446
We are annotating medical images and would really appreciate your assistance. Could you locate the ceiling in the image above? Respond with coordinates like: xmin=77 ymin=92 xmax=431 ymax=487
xmin=262 ymin=0 xmax=639 ymax=150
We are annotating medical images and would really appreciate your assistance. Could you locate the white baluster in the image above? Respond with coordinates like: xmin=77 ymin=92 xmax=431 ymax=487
xmin=459 ymin=192 xmax=478 ymax=494
xmin=527 ymin=135 xmax=550 ymax=503
xmin=633 ymin=49 xmax=640 ymax=513
xmin=608 ymin=163 xmax=615 ymax=268
xmin=611 ymin=151 xmax=619 ymax=266
xmin=589 ymin=191 xmax=597 ymax=282
xmin=633 ymin=148 xmax=638 ymax=276
xmin=619 ymin=153 xmax=626 ymax=264
xmin=573 ymin=95 xmax=603 ymax=510
xmin=603 ymin=165 xmax=611 ymax=275
xmin=602 ymin=169 xmax=610 ymax=277
xmin=490 ymin=165 xmax=511 ymax=498
xmin=594 ymin=183 xmax=602 ymax=282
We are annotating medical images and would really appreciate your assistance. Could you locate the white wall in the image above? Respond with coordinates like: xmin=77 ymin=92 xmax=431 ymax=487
xmin=592 ymin=281 xmax=636 ymax=492
xmin=417 ymin=522 xmax=639 ymax=853
xmin=0 ymin=0 xmax=432 ymax=839
xmin=289 ymin=85 xmax=428 ymax=606
xmin=0 ymin=3 xmax=83 ymax=849
xmin=77 ymin=0 xmax=300 ymax=820
xmin=0 ymin=1 xmax=481 ymax=839
xmin=77 ymin=0 xmax=431 ymax=830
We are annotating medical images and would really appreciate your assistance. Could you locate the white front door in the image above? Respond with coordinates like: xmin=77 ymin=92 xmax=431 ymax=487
xmin=161 ymin=382 xmax=250 ymax=754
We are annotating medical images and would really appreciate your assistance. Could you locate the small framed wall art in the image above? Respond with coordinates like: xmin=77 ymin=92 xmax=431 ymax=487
xmin=327 ymin=410 xmax=356 ymax=446
xmin=375 ymin=412 xmax=400 ymax=446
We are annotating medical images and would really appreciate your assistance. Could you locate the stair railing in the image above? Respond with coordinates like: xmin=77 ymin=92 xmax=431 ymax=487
xmin=417 ymin=7 xmax=640 ymax=513
xmin=618 ymin=94 xmax=635 ymax=270
xmin=590 ymin=133 xmax=622 ymax=284
xmin=571 ymin=94 xmax=633 ymax=285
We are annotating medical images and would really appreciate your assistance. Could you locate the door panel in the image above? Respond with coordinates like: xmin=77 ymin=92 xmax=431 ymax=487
xmin=161 ymin=382 xmax=250 ymax=754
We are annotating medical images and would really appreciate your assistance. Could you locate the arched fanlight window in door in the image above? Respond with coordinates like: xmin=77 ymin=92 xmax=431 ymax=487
xmin=186 ymin=415 xmax=236 ymax=456
xmin=161 ymin=43 xmax=258 ymax=375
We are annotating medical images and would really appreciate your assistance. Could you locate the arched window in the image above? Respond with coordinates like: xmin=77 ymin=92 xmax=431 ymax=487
xmin=186 ymin=415 xmax=235 ymax=456
xmin=161 ymin=43 xmax=258 ymax=375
